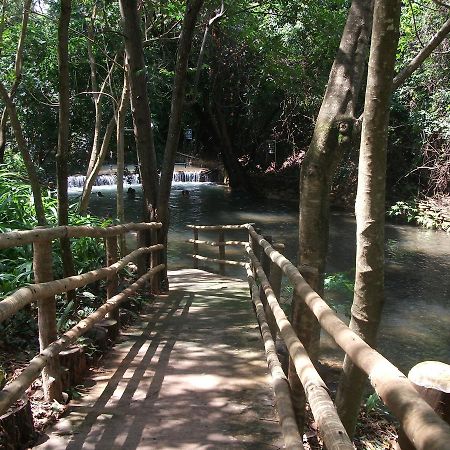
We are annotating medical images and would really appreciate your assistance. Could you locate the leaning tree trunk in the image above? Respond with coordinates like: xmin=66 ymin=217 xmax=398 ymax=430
xmin=335 ymin=0 xmax=401 ymax=437
xmin=0 ymin=0 xmax=32 ymax=163
xmin=116 ymin=67 xmax=130 ymax=255
xmin=79 ymin=114 xmax=116 ymax=213
xmin=0 ymin=83 xmax=46 ymax=225
xmin=289 ymin=0 xmax=374 ymax=431
xmin=157 ymin=0 xmax=205 ymax=290
xmin=57 ymin=0 xmax=76 ymax=291
xmin=119 ymin=0 xmax=158 ymax=225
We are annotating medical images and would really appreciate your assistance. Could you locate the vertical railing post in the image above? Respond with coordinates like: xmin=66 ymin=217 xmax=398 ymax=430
xmin=106 ymin=235 xmax=119 ymax=321
xmin=151 ymin=227 xmax=159 ymax=293
xmin=260 ymin=235 xmax=277 ymax=339
xmin=218 ymin=229 xmax=225 ymax=274
xmin=288 ymin=289 xmax=307 ymax=433
xmin=249 ymin=227 xmax=261 ymax=276
xmin=137 ymin=230 xmax=146 ymax=278
xmin=33 ymin=232 xmax=63 ymax=402
xmin=193 ymin=228 xmax=199 ymax=269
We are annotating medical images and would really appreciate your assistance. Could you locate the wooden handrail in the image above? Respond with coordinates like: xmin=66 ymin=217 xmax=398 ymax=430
xmin=187 ymin=223 xmax=253 ymax=231
xmin=0 ymin=222 xmax=162 ymax=249
xmin=0 ymin=264 xmax=165 ymax=415
xmin=246 ymin=264 xmax=303 ymax=450
xmin=0 ymin=244 xmax=164 ymax=323
xmin=246 ymin=247 xmax=353 ymax=450
xmin=187 ymin=239 xmax=247 ymax=247
xmin=245 ymin=224 xmax=450 ymax=450
xmin=189 ymin=254 xmax=246 ymax=267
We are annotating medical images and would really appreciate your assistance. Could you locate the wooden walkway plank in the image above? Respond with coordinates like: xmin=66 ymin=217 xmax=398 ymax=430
xmin=34 ymin=270 xmax=283 ymax=449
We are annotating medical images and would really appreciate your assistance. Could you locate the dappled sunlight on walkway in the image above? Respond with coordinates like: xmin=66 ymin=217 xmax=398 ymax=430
xmin=35 ymin=270 xmax=282 ymax=450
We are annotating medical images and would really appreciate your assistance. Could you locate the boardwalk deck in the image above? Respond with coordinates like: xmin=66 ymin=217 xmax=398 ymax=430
xmin=35 ymin=269 xmax=282 ymax=450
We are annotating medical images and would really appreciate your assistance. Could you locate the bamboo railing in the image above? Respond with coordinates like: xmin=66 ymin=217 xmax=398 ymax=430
xmin=0 ymin=222 xmax=164 ymax=416
xmin=187 ymin=223 xmax=284 ymax=273
xmin=243 ymin=224 xmax=450 ymax=450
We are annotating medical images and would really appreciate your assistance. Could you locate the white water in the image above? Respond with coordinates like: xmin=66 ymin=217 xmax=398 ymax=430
xmin=68 ymin=170 xmax=210 ymax=189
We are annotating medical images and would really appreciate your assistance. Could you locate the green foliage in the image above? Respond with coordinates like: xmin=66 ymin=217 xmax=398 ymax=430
xmin=324 ymin=271 xmax=354 ymax=317
xmin=388 ymin=199 xmax=450 ymax=232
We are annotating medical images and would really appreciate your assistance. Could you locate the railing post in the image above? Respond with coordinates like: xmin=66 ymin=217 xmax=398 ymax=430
xmin=218 ymin=229 xmax=225 ymax=274
xmin=193 ymin=228 xmax=199 ymax=269
xmin=33 ymin=232 xmax=63 ymax=402
xmin=106 ymin=235 xmax=119 ymax=321
xmin=151 ymin=227 xmax=159 ymax=293
xmin=137 ymin=230 xmax=146 ymax=278
xmin=261 ymin=235 xmax=277 ymax=340
xmin=249 ymin=227 xmax=261 ymax=276
xmin=288 ymin=291 xmax=306 ymax=432
xmin=396 ymin=361 xmax=450 ymax=450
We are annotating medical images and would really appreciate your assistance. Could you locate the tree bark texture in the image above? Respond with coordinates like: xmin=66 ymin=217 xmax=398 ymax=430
xmin=57 ymin=0 xmax=76 ymax=289
xmin=296 ymin=0 xmax=374 ymax=357
xmin=335 ymin=0 xmax=401 ymax=437
xmin=119 ymin=0 xmax=158 ymax=222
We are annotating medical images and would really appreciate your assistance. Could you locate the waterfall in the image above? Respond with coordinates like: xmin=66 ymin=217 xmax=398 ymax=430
xmin=172 ymin=170 xmax=210 ymax=182
xmin=68 ymin=170 xmax=210 ymax=189
xmin=68 ymin=173 xmax=139 ymax=188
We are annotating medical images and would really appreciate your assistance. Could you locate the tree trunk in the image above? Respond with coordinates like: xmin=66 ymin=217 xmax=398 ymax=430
xmin=335 ymin=0 xmax=401 ymax=437
xmin=119 ymin=0 xmax=158 ymax=223
xmin=0 ymin=83 xmax=46 ymax=226
xmin=79 ymin=114 xmax=116 ymax=213
xmin=295 ymin=0 xmax=374 ymax=360
xmin=57 ymin=0 xmax=76 ymax=292
xmin=0 ymin=0 xmax=32 ymax=163
xmin=116 ymin=67 xmax=130 ymax=255
xmin=157 ymin=0 xmax=205 ymax=289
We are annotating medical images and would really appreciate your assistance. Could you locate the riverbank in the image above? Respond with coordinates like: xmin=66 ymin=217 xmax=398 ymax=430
xmin=249 ymin=170 xmax=450 ymax=232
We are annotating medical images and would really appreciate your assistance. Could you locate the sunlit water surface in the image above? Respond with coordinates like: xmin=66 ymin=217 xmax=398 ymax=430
xmin=70 ymin=183 xmax=450 ymax=373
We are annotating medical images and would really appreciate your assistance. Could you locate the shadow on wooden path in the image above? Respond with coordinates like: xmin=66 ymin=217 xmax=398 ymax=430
xmin=35 ymin=269 xmax=282 ymax=450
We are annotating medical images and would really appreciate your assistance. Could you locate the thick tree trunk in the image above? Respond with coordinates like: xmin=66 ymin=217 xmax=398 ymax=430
xmin=79 ymin=114 xmax=116 ymax=213
xmin=296 ymin=0 xmax=374 ymax=357
xmin=157 ymin=0 xmax=205 ymax=289
xmin=57 ymin=0 xmax=76 ymax=289
xmin=335 ymin=0 xmax=401 ymax=437
xmin=119 ymin=0 xmax=158 ymax=223
xmin=290 ymin=0 xmax=374 ymax=431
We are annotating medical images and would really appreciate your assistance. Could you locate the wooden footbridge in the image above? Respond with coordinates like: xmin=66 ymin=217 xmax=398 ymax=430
xmin=0 ymin=223 xmax=449 ymax=449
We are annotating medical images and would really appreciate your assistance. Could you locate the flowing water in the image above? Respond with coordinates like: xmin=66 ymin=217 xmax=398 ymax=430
xmin=69 ymin=182 xmax=450 ymax=373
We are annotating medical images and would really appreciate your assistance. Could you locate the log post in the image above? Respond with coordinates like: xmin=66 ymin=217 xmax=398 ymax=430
xmin=33 ymin=234 xmax=63 ymax=402
xmin=193 ymin=228 xmax=199 ymax=269
xmin=397 ymin=361 xmax=450 ymax=450
xmin=106 ymin=236 xmax=119 ymax=322
xmin=288 ymin=288 xmax=307 ymax=432
xmin=249 ymin=226 xmax=261 ymax=277
xmin=269 ymin=256 xmax=283 ymax=340
xmin=260 ymin=235 xmax=277 ymax=339
xmin=218 ymin=229 xmax=225 ymax=274
xmin=136 ymin=230 xmax=146 ymax=278
xmin=151 ymin=227 xmax=159 ymax=292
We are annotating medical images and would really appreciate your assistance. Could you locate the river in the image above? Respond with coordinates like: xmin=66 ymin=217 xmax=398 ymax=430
xmin=70 ymin=182 xmax=450 ymax=373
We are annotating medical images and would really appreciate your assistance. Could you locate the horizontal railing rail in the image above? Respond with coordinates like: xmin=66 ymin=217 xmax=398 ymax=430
xmin=245 ymin=224 xmax=450 ymax=450
xmin=0 ymin=222 xmax=164 ymax=416
xmin=0 ymin=221 xmax=162 ymax=249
